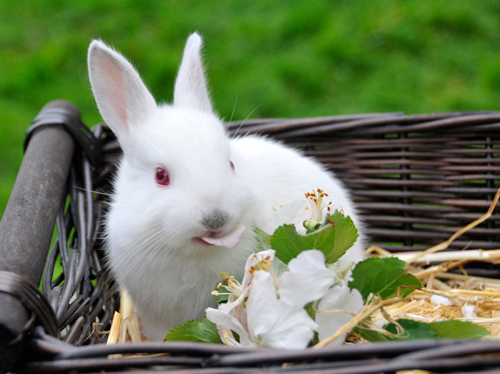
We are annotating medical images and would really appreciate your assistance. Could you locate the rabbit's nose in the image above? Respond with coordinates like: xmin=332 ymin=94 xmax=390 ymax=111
xmin=202 ymin=210 xmax=229 ymax=231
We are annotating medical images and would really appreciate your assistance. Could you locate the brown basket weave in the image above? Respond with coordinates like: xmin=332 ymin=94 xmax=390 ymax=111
xmin=1 ymin=101 xmax=500 ymax=373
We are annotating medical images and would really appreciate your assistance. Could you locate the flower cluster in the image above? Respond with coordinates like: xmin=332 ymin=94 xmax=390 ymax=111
xmin=205 ymin=189 xmax=363 ymax=348
xmin=206 ymin=249 xmax=362 ymax=348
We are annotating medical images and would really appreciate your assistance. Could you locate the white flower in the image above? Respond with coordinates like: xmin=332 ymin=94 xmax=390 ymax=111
xmin=315 ymin=279 xmax=363 ymax=346
xmin=206 ymin=299 xmax=254 ymax=347
xmin=207 ymin=247 xmax=362 ymax=349
xmin=240 ymin=249 xmax=277 ymax=291
xmin=247 ymin=271 xmax=317 ymax=349
xmin=262 ymin=189 xmax=344 ymax=236
xmin=206 ymin=267 xmax=316 ymax=349
xmin=278 ymin=250 xmax=335 ymax=306
xmin=278 ymin=249 xmax=363 ymax=346
xmin=206 ymin=250 xmax=274 ymax=347
xmin=305 ymin=189 xmax=342 ymax=222
xmin=213 ymin=249 xmax=277 ymax=310
xmin=210 ymin=250 xmax=277 ymax=338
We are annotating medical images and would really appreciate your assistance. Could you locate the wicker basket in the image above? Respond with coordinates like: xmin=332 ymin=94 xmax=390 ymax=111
xmin=1 ymin=101 xmax=500 ymax=373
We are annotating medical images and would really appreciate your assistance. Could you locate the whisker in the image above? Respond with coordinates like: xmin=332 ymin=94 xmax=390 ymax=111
xmin=241 ymin=104 xmax=261 ymax=137
xmin=229 ymin=92 xmax=238 ymax=124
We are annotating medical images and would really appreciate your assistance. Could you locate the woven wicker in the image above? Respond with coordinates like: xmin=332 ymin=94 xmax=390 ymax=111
xmin=1 ymin=101 xmax=500 ymax=373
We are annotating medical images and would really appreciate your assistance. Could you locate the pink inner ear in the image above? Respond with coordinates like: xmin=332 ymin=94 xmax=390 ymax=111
xmin=101 ymin=56 xmax=129 ymax=134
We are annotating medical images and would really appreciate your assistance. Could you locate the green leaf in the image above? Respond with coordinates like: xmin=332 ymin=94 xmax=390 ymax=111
xmin=253 ymin=227 xmax=271 ymax=252
xmin=217 ymin=294 xmax=229 ymax=304
xmin=166 ymin=317 xmax=222 ymax=344
xmin=348 ymin=257 xmax=422 ymax=301
xmin=268 ymin=212 xmax=358 ymax=265
xmin=355 ymin=318 xmax=490 ymax=342
xmin=353 ymin=325 xmax=391 ymax=342
xmin=354 ymin=319 xmax=435 ymax=342
xmin=384 ymin=319 xmax=436 ymax=340
xmin=270 ymin=224 xmax=335 ymax=264
xmin=326 ymin=212 xmax=358 ymax=263
xmin=253 ymin=227 xmax=289 ymax=275
xmin=428 ymin=320 xmax=490 ymax=339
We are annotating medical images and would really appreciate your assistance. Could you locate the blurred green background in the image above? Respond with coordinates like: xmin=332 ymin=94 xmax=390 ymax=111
xmin=2 ymin=0 xmax=500 ymax=217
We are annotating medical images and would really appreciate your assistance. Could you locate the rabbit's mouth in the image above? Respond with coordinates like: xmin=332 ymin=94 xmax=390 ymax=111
xmin=197 ymin=223 xmax=246 ymax=248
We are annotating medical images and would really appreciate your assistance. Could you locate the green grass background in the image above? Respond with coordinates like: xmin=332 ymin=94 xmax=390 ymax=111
xmin=2 ymin=0 xmax=500 ymax=217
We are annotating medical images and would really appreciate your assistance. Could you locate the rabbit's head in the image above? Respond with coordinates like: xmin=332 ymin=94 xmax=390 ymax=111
xmin=88 ymin=34 xmax=258 ymax=260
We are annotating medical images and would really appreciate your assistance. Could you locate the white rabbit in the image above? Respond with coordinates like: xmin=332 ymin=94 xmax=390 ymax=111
xmin=88 ymin=33 xmax=365 ymax=341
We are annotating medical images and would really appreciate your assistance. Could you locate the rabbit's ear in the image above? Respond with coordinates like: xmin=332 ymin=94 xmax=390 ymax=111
xmin=173 ymin=33 xmax=213 ymax=113
xmin=88 ymin=40 xmax=156 ymax=151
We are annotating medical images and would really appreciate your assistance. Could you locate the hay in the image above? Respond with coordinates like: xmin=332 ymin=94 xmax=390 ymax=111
xmin=348 ymin=187 xmax=500 ymax=342
xmin=107 ymin=286 xmax=146 ymax=345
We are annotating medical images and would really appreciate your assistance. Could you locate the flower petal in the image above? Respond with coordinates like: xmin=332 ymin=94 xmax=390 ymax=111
xmin=279 ymin=250 xmax=335 ymax=307
xmin=246 ymin=270 xmax=279 ymax=338
xmin=218 ymin=288 xmax=247 ymax=315
xmin=316 ymin=282 xmax=363 ymax=346
xmin=201 ymin=223 xmax=246 ymax=248
xmin=205 ymin=307 xmax=253 ymax=346
xmin=241 ymin=250 xmax=275 ymax=290
xmin=262 ymin=199 xmax=310 ymax=235
xmin=259 ymin=300 xmax=317 ymax=349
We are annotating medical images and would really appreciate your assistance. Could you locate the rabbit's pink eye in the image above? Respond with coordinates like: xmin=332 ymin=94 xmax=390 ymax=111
xmin=155 ymin=167 xmax=170 ymax=186
xmin=230 ymin=161 xmax=235 ymax=171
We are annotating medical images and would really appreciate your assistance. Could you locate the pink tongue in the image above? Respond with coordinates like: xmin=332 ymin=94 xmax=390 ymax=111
xmin=201 ymin=223 xmax=246 ymax=248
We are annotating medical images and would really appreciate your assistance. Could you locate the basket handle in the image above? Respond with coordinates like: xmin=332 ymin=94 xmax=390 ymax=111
xmin=0 ymin=100 xmax=85 ymax=372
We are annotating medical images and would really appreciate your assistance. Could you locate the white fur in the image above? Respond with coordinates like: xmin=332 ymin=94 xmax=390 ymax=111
xmin=88 ymin=33 xmax=365 ymax=341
